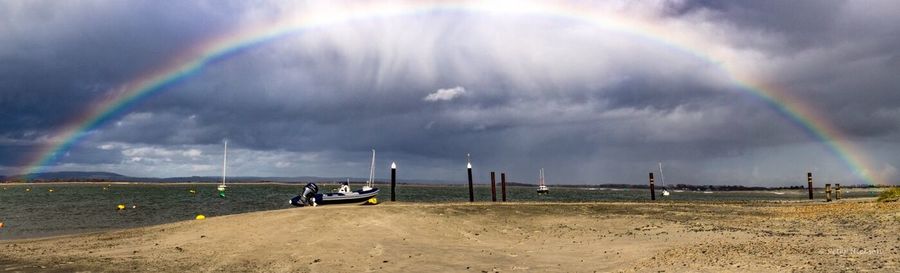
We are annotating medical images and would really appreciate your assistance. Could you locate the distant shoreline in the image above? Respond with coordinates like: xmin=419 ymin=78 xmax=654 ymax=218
xmin=1 ymin=180 xmax=892 ymax=191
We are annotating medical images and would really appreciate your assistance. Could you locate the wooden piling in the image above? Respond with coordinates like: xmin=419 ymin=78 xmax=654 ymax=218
xmin=649 ymin=172 xmax=656 ymax=201
xmin=467 ymin=164 xmax=474 ymax=202
xmin=825 ymin=183 xmax=832 ymax=202
xmin=807 ymin=172 xmax=813 ymax=200
xmin=835 ymin=183 xmax=841 ymax=200
xmin=491 ymin=172 xmax=497 ymax=202
xmin=390 ymin=162 xmax=396 ymax=202
xmin=501 ymin=173 xmax=507 ymax=202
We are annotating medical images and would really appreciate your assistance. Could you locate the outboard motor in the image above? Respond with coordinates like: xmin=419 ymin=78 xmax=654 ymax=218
xmin=290 ymin=183 xmax=319 ymax=207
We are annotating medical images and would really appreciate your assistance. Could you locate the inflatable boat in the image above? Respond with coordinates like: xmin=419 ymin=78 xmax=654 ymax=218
xmin=290 ymin=149 xmax=380 ymax=207
xmin=291 ymin=187 xmax=379 ymax=206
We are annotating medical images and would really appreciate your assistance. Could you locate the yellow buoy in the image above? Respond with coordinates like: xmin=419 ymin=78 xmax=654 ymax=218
xmin=367 ymin=197 xmax=378 ymax=205
xmin=25 ymin=188 xmax=31 ymax=192
xmin=48 ymin=189 xmax=54 ymax=193
xmin=117 ymin=204 xmax=126 ymax=210
xmin=189 ymin=189 xmax=197 ymax=194
xmin=195 ymin=214 xmax=206 ymax=220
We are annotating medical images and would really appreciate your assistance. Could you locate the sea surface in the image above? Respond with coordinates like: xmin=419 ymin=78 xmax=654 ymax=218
xmin=0 ymin=183 xmax=881 ymax=240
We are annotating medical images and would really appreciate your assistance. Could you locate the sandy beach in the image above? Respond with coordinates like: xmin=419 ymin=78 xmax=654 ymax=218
xmin=1 ymin=200 xmax=897 ymax=272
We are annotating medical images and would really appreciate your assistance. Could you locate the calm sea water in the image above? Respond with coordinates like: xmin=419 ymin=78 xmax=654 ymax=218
xmin=0 ymin=183 xmax=881 ymax=240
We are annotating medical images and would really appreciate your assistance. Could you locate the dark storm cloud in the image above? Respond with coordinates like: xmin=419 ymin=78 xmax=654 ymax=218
xmin=0 ymin=0 xmax=247 ymax=134
xmin=1 ymin=1 xmax=898 ymax=185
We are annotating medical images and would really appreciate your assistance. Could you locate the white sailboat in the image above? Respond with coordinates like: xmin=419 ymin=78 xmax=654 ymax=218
xmin=217 ymin=141 xmax=228 ymax=195
xmin=363 ymin=149 xmax=375 ymax=191
xmin=659 ymin=162 xmax=669 ymax=197
xmin=537 ymin=168 xmax=549 ymax=194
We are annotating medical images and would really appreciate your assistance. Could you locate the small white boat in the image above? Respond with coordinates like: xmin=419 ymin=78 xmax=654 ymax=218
xmin=537 ymin=168 xmax=549 ymax=194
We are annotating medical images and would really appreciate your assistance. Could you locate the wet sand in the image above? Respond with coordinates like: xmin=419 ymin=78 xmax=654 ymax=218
xmin=1 ymin=200 xmax=898 ymax=272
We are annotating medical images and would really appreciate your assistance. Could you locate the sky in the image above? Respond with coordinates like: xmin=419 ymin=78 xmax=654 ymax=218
xmin=1 ymin=0 xmax=899 ymax=186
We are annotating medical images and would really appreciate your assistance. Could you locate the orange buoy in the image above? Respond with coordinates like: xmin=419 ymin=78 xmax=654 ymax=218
xmin=0 ymin=222 xmax=4 ymax=229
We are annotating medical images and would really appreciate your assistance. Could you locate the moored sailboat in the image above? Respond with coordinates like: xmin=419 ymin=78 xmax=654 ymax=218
xmin=217 ymin=141 xmax=228 ymax=197
xmin=537 ymin=168 xmax=549 ymax=194
xmin=659 ymin=162 xmax=669 ymax=197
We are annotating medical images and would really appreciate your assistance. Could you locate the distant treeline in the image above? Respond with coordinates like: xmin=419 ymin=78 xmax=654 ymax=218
xmin=2 ymin=172 xmax=894 ymax=190
xmin=548 ymin=183 xmax=890 ymax=191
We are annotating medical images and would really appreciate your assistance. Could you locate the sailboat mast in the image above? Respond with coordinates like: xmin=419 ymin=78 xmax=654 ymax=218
xmin=222 ymin=141 xmax=227 ymax=186
xmin=368 ymin=149 xmax=376 ymax=188
xmin=658 ymin=162 xmax=664 ymax=188
xmin=540 ymin=168 xmax=544 ymax=186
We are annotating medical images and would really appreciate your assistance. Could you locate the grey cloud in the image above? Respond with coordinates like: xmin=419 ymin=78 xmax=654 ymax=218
xmin=1 ymin=1 xmax=898 ymax=185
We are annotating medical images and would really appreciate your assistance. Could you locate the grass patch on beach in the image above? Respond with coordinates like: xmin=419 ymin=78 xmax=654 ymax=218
xmin=877 ymin=187 xmax=900 ymax=202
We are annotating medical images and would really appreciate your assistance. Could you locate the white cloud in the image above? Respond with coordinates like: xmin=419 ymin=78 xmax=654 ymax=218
xmin=183 ymin=149 xmax=202 ymax=158
xmin=423 ymin=86 xmax=466 ymax=102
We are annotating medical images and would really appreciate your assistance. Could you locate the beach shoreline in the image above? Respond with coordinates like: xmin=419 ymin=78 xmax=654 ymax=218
xmin=2 ymin=200 xmax=897 ymax=272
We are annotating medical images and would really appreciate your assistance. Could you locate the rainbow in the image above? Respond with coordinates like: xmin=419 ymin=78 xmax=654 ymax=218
xmin=17 ymin=1 xmax=884 ymax=185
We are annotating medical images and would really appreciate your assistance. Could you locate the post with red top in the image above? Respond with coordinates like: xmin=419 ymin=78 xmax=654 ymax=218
xmin=649 ymin=172 xmax=656 ymax=201
xmin=390 ymin=162 xmax=397 ymax=202
xmin=501 ymin=173 xmax=507 ymax=202
xmin=807 ymin=172 xmax=813 ymax=199
xmin=491 ymin=172 xmax=497 ymax=202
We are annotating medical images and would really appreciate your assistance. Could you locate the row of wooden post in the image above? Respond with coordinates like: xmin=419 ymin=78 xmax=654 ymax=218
xmin=466 ymin=165 xmax=508 ymax=202
xmin=646 ymin=171 xmax=842 ymax=201
xmin=393 ymin=164 xmax=847 ymax=203
xmin=808 ymin=172 xmax=842 ymax=202
xmin=388 ymin=162 xmax=509 ymax=202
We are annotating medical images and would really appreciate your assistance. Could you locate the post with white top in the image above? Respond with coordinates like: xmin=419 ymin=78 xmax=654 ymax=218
xmin=649 ymin=172 xmax=656 ymax=201
xmin=807 ymin=172 xmax=813 ymax=200
xmin=467 ymin=162 xmax=474 ymax=202
xmin=391 ymin=162 xmax=397 ymax=202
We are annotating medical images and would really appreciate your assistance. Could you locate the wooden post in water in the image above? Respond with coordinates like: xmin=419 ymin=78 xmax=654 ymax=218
xmin=501 ymin=173 xmax=507 ymax=202
xmin=825 ymin=183 xmax=832 ymax=202
xmin=490 ymin=172 xmax=497 ymax=202
xmin=807 ymin=172 xmax=814 ymax=200
xmin=649 ymin=172 xmax=656 ymax=201
xmin=467 ymin=161 xmax=474 ymax=202
xmin=835 ymin=183 xmax=841 ymax=200
xmin=390 ymin=162 xmax=397 ymax=202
